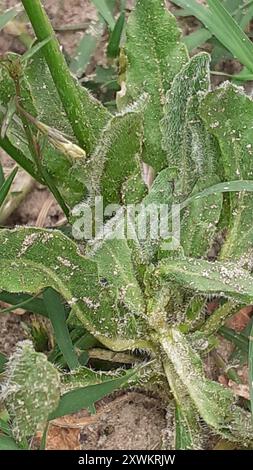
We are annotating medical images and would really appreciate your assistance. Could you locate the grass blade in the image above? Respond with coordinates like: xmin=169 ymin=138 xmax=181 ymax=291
xmin=0 ymin=6 xmax=21 ymax=31
xmin=43 ymin=288 xmax=79 ymax=370
xmin=0 ymin=167 xmax=18 ymax=207
xmin=50 ymin=369 xmax=136 ymax=419
xmin=219 ymin=326 xmax=249 ymax=353
xmin=0 ymin=294 xmax=42 ymax=315
xmin=0 ymin=291 xmax=48 ymax=317
xmin=0 ymin=435 xmax=21 ymax=450
xmin=0 ymin=352 xmax=7 ymax=373
xmin=70 ymin=20 xmax=104 ymax=77
xmin=181 ymin=180 xmax=253 ymax=211
xmin=0 ymin=419 xmax=11 ymax=437
xmin=207 ymin=0 xmax=253 ymax=73
xmin=90 ymin=0 xmax=115 ymax=30
xmin=183 ymin=28 xmax=212 ymax=52
xmin=0 ymin=161 xmax=4 ymax=187
xmin=107 ymin=12 xmax=125 ymax=58
xmin=249 ymin=320 xmax=253 ymax=419
xmin=0 ymin=134 xmax=40 ymax=181
xmin=172 ymin=0 xmax=253 ymax=73
xmin=21 ymin=36 xmax=53 ymax=62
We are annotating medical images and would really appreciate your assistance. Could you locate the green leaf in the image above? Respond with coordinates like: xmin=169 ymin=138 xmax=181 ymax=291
xmin=0 ymin=166 xmax=17 ymax=208
xmin=199 ymin=83 xmax=253 ymax=259
xmin=43 ymin=288 xmax=80 ymax=370
xmin=219 ymin=326 xmax=249 ymax=354
xmin=0 ymin=435 xmax=21 ymax=450
xmin=70 ymin=20 xmax=104 ymax=77
xmin=119 ymin=0 xmax=188 ymax=172
xmin=161 ymin=328 xmax=253 ymax=442
xmin=161 ymin=53 xmax=211 ymax=190
xmin=107 ymin=12 xmax=125 ymax=58
xmin=0 ymin=418 xmax=11 ymax=436
xmin=21 ymin=36 xmax=53 ymax=62
xmin=0 ymin=227 xmax=148 ymax=351
xmin=0 ymin=51 xmax=111 ymax=207
xmin=0 ymin=133 xmax=39 ymax=181
xmin=183 ymin=29 xmax=212 ymax=52
xmin=174 ymin=403 xmax=200 ymax=450
xmin=249 ymin=320 xmax=253 ymax=419
xmin=180 ymin=176 xmax=223 ymax=257
xmin=0 ymin=291 xmax=48 ymax=317
xmin=181 ymin=180 xmax=253 ymax=209
xmin=90 ymin=0 xmax=115 ymax=30
xmin=206 ymin=0 xmax=253 ymax=74
xmin=0 ymin=161 xmax=4 ymax=187
xmin=163 ymin=360 xmax=203 ymax=450
xmin=0 ymin=352 xmax=7 ymax=373
xmin=84 ymin=98 xmax=146 ymax=206
xmin=171 ymin=0 xmax=253 ymax=73
xmin=157 ymin=257 xmax=253 ymax=304
xmin=88 ymin=237 xmax=145 ymax=317
xmin=50 ymin=368 xmax=136 ymax=420
xmin=0 ymin=6 xmax=21 ymax=31
xmin=1 ymin=341 xmax=61 ymax=441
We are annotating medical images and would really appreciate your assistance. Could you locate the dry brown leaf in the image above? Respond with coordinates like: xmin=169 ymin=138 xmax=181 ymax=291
xmin=228 ymin=380 xmax=250 ymax=400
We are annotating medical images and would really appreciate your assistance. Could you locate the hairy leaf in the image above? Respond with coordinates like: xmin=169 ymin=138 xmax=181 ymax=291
xmin=0 ymin=227 xmax=148 ymax=351
xmin=119 ymin=0 xmax=188 ymax=171
xmin=200 ymin=83 xmax=253 ymax=260
xmin=156 ymin=257 xmax=253 ymax=304
xmin=83 ymin=98 xmax=146 ymax=206
xmin=163 ymin=360 xmax=203 ymax=450
xmin=1 ymin=341 xmax=61 ymax=441
xmin=161 ymin=328 xmax=253 ymax=442
xmin=161 ymin=52 xmax=211 ymax=194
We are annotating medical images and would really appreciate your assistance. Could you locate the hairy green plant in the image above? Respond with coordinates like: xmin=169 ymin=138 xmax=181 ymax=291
xmin=0 ymin=0 xmax=253 ymax=450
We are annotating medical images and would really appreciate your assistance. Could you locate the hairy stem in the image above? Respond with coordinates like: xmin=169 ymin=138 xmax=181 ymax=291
xmin=21 ymin=0 xmax=91 ymax=151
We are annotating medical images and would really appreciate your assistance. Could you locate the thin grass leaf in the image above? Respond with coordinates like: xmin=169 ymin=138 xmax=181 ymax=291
xmin=0 ymin=134 xmax=40 ymax=181
xmin=43 ymin=288 xmax=79 ymax=370
xmin=0 ymin=291 xmax=48 ymax=317
xmin=1 ymin=98 xmax=16 ymax=139
xmin=249 ymin=320 xmax=253 ymax=419
xmin=39 ymin=423 xmax=49 ymax=450
xmin=171 ymin=0 xmax=213 ymax=25
xmin=70 ymin=20 xmax=104 ymax=77
xmin=0 ymin=161 xmax=4 ymax=187
xmin=0 ymin=352 xmax=7 ymax=373
xmin=0 ymin=166 xmax=18 ymax=208
xmin=50 ymin=368 xmax=136 ymax=419
xmin=107 ymin=12 xmax=125 ymax=58
xmin=0 ymin=5 xmax=21 ymax=31
xmin=0 ymin=419 xmax=11 ymax=437
xmin=206 ymin=0 xmax=253 ymax=73
xmin=90 ymin=0 xmax=115 ymax=30
xmin=21 ymin=36 xmax=53 ymax=62
xmin=0 ymin=294 xmax=42 ymax=315
xmin=0 ymin=435 xmax=21 ymax=450
xmin=239 ymin=4 xmax=253 ymax=29
xmin=172 ymin=0 xmax=253 ymax=73
xmin=219 ymin=326 xmax=249 ymax=353
xmin=183 ymin=29 xmax=212 ymax=52
xmin=181 ymin=180 xmax=253 ymax=211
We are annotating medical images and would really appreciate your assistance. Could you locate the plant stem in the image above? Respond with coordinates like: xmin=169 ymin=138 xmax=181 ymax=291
xmin=21 ymin=0 xmax=90 ymax=151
